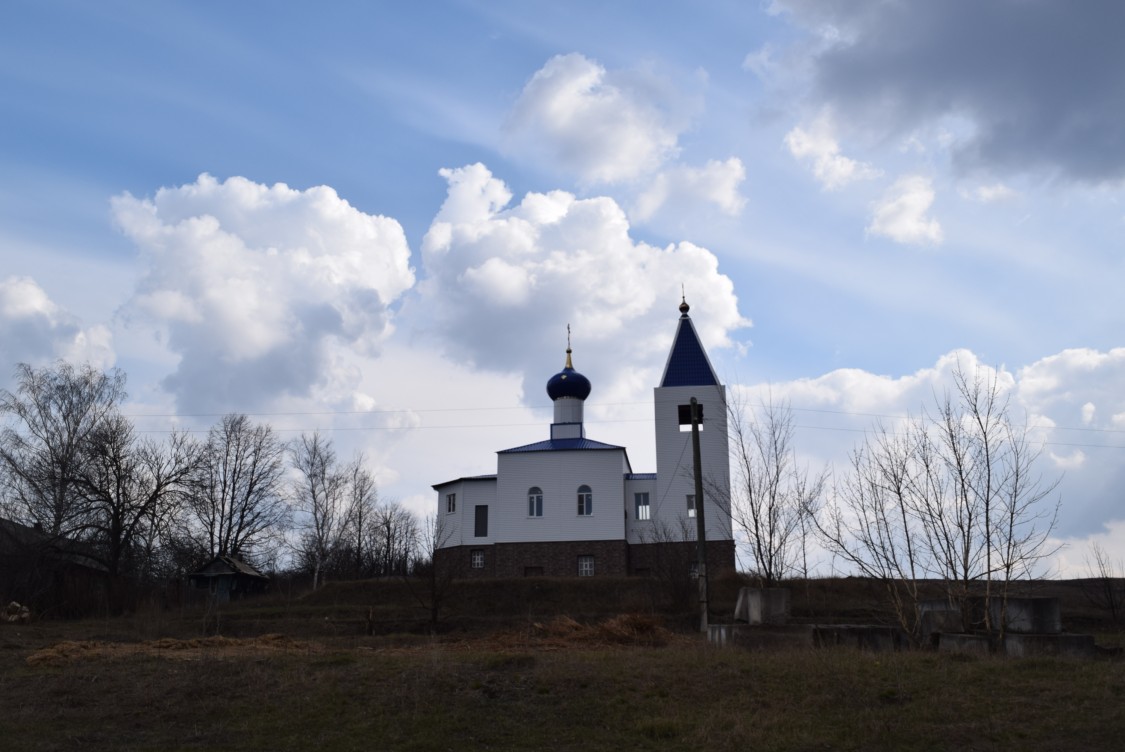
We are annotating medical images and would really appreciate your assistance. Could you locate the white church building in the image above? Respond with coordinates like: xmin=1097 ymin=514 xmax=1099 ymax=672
xmin=432 ymin=299 xmax=734 ymax=578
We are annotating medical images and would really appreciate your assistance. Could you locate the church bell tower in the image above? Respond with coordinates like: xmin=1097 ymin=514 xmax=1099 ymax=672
xmin=652 ymin=297 xmax=732 ymax=541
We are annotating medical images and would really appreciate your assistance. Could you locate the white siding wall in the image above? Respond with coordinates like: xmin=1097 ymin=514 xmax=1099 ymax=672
xmin=624 ymin=476 xmax=657 ymax=544
xmin=433 ymin=478 xmax=497 ymax=549
xmin=653 ymin=384 xmax=733 ymax=541
xmin=494 ymin=449 xmax=627 ymax=543
xmin=554 ymin=397 xmax=583 ymax=425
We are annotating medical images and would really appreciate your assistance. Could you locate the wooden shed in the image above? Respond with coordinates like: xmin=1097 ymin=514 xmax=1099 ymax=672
xmin=188 ymin=556 xmax=269 ymax=603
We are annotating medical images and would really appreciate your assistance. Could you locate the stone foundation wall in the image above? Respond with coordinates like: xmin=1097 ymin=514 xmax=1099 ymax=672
xmin=494 ymin=540 xmax=628 ymax=577
xmin=438 ymin=538 xmax=734 ymax=579
xmin=434 ymin=545 xmax=497 ymax=579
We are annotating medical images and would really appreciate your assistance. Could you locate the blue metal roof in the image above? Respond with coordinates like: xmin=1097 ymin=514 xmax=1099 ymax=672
xmin=498 ymin=437 xmax=626 ymax=454
xmin=626 ymin=472 xmax=657 ymax=480
xmin=660 ymin=313 xmax=720 ymax=387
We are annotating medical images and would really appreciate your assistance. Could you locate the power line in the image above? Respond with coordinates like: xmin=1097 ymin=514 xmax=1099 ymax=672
xmin=115 ymin=393 xmax=1125 ymax=453
xmin=132 ymin=416 xmax=1125 ymax=451
xmin=124 ymin=399 xmax=1125 ymax=436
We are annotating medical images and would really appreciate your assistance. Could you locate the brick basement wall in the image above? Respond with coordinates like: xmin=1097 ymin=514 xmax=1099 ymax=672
xmin=438 ymin=538 xmax=734 ymax=579
xmin=434 ymin=545 xmax=496 ymax=579
xmin=494 ymin=539 xmax=628 ymax=577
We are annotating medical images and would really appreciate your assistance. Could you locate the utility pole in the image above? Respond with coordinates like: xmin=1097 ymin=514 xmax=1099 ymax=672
xmin=690 ymin=397 xmax=708 ymax=634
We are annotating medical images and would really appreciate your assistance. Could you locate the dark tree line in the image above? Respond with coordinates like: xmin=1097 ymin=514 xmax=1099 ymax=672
xmin=0 ymin=361 xmax=424 ymax=608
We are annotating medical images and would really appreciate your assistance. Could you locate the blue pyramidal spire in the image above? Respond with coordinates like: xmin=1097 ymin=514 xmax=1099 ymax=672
xmin=659 ymin=296 xmax=720 ymax=387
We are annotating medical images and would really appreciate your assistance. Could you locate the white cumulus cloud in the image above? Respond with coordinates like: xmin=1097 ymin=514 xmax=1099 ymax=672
xmin=506 ymin=53 xmax=684 ymax=185
xmin=745 ymin=346 xmax=1125 ymax=541
xmin=414 ymin=163 xmax=750 ymax=403
xmin=0 ymin=276 xmax=114 ymax=371
xmin=112 ymin=174 xmax=415 ymax=413
xmin=867 ymin=175 xmax=942 ymax=245
xmin=632 ymin=158 xmax=747 ymax=222
xmin=784 ymin=113 xmax=880 ymax=190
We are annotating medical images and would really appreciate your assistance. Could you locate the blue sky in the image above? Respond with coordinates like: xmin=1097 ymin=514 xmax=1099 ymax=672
xmin=3 ymin=1 xmax=1124 ymax=573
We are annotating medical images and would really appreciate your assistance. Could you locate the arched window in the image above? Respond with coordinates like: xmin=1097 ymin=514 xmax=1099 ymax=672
xmin=577 ymin=485 xmax=593 ymax=516
xmin=528 ymin=486 xmax=543 ymax=517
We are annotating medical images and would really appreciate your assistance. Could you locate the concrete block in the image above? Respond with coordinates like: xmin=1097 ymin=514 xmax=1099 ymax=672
xmin=937 ymin=633 xmax=992 ymax=656
xmin=917 ymin=600 xmax=963 ymax=643
xmin=812 ymin=625 xmax=907 ymax=652
xmin=1002 ymin=633 xmax=1095 ymax=659
xmin=708 ymin=623 xmax=814 ymax=649
xmin=734 ymin=587 xmax=790 ymax=625
xmin=991 ymin=597 xmax=1061 ymax=634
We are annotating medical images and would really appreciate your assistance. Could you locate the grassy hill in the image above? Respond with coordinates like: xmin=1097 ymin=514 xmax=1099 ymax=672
xmin=2 ymin=575 xmax=1123 ymax=751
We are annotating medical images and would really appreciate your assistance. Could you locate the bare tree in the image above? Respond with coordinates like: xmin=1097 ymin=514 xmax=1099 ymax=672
xmin=406 ymin=513 xmax=457 ymax=631
xmin=811 ymin=362 xmax=1061 ymax=638
xmin=726 ymin=395 xmax=826 ymax=586
xmin=814 ymin=424 xmax=926 ymax=637
xmin=339 ymin=457 xmax=379 ymax=578
xmin=907 ymin=368 xmax=1060 ymax=632
xmin=187 ymin=414 xmax=289 ymax=564
xmin=369 ymin=502 xmax=418 ymax=577
xmin=0 ymin=362 xmax=126 ymax=537
xmin=637 ymin=517 xmax=699 ymax=612
xmin=1083 ymin=541 xmax=1125 ymax=624
xmin=72 ymin=415 xmax=200 ymax=579
xmin=290 ymin=432 xmax=348 ymax=590
xmin=989 ymin=420 xmax=1060 ymax=630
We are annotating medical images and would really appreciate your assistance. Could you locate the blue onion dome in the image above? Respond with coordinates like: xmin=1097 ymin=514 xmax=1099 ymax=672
xmin=546 ymin=345 xmax=592 ymax=401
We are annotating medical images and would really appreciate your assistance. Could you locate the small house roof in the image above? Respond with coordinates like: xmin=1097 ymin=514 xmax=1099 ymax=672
xmin=190 ymin=555 xmax=268 ymax=580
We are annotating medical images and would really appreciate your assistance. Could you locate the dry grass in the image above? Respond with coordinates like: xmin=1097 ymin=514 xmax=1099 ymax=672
xmin=3 ymin=614 xmax=1124 ymax=751
xmin=24 ymin=633 xmax=320 ymax=666
xmin=3 ymin=576 xmax=1123 ymax=750
xmin=523 ymin=613 xmax=675 ymax=647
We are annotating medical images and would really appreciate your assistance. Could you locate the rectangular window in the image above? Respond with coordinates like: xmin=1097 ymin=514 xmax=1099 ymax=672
xmin=577 ymin=555 xmax=595 ymax=577
xmin=634 ymin=492 xmax=651 ymax=521
xmin=470 ymin=550 xmax=484 ymax=569
xmin=446 ymin=493 xmax=456 ymax=514
xmin=577 ymin=486 xmax=593 ymax=516
xmin=686 ymin=494 xmax=696 ymax=518
xmin=678 ymin=403 xmax=704 ymax=432
xmin=474 ymin=505 xmax=488 ymax=537
xmin=528 ymin=490 xmax=543 ymax=517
